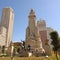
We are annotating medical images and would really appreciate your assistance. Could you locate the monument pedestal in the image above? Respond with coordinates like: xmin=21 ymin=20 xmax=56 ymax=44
xmin=25 ymin=39 xmax=44 ymax=53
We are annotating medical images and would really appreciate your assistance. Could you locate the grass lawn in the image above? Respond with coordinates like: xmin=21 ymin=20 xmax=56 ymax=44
xmin=0 ymin=56 xmax=56 ymax=60
xmin=0 ymin=53 xmax=60 ymax=60
xmin=0 ymin=56 xmax=60 ymax=60
xmin=50 ymin=51 xmax=60 ymax=60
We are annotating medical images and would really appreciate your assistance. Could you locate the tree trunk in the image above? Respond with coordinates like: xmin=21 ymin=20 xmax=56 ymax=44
xmin=56 ymin=52 xmax=58 ymax=60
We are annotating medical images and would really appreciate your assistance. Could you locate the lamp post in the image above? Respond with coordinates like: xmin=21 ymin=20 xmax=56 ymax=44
xmin=11 ymin=43 xmax=14 ymax=60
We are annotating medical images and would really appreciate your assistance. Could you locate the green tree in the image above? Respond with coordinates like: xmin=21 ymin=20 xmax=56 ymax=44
xmin=17 ymin=47 xmax=20 ymax=53
xmin=58 ymin=37 xmax=60 ymax=44
xmin=50 ymin=31 xmax=60 ymax=60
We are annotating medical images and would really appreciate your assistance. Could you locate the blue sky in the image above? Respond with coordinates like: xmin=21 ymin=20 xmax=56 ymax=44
xmin=0 ymin=0 xmax=60 ymax=42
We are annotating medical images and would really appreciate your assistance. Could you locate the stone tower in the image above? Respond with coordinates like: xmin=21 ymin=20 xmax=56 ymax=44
xmin=25 ymin=9 xmax=44 ymax=52
xmin=1 ymin=7 xmax=14 ymax=47
xmin=37 ymin=20 xmax=51 ymax=55
xmin=37 ymin=20 xmax=47 ymax=48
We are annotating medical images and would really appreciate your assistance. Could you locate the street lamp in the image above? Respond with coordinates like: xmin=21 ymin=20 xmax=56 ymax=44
xmin=11 ymin=43 xmax=14 ymax=60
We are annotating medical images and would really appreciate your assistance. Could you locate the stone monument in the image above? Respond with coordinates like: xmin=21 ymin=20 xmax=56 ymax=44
xmin=25 ymin=9 xmax=44 ymax=53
